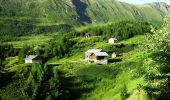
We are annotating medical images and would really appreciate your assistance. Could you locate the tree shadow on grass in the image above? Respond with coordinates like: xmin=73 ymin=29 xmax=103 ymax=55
xmin=144 ymin=74 xmax=170 ymax=100
xmin=0 ymin=71 xmax=16 ymax=88
xmin=57 ymin=71 xmax=94 ymax=100
xmin=76 ymin=65 xmax=120 ymax=80
xmin=108 ymin=58 xmax=122 ymax=63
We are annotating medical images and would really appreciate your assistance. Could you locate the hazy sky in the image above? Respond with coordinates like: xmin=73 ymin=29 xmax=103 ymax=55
xmin=119 ymin=0 xmax=170 ymax=5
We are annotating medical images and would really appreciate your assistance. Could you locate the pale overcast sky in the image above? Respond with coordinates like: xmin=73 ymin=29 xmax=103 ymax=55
xmin=119 ymin=0 xmax=170 ymax=5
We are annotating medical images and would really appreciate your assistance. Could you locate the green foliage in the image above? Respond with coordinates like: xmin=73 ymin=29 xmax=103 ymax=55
xmin=22 ymin=64 xmax=61 ymax=99
xmin=141 ymin=17 xmax=170 ymax=99
xmin=70 ymin=21 xmax=152 ymax=40
xmin=1 ymin=2 xmax=170 ymax=98
xmin=0 ymin=0 xmax=168 ymax=37
xmin=44 ymin=67 xmax=61 ymax=99
xmin=0 ymin=33 xmax=147 ymax=100
xmin=5 ymin=35 xmax=52 ymax=48
xmin=0 ymin=43 xmax=18 ymax=66
xmin=0 ymin=0 xmax=166 ymax=24
xmin=42 ymin=35 xmax=75 ymax=60
xmin=0 ymin=18 xmax=72 ymax=36
xmin=76 ymin=64 xmax=121 ymax=81
xmin=121 ymin=84 xmax=129 ymax=100
xmin=18 ymin=44 xmax=31 ymax=63
xmin=26 ymin=63 xmax=44 ymax=99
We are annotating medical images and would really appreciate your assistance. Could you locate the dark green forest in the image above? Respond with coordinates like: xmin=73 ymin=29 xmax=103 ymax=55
xmin=69 ymin=21 xmax=153 ymax=40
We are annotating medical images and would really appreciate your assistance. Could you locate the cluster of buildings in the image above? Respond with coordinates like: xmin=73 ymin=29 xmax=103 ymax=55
xmin=85 ymin=49 xmax=109 ymax=64
xmin=84 ymin=38 xmax=119 ymax=64
xmin=24 ymin=37 xmax=119 ymax=65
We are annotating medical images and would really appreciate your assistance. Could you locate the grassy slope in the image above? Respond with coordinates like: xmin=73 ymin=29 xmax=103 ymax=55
xmin=5 ymin=35 xmax=52 ymax=48
xmin=0 ymin=0 xmax=77 ymax=24
xmin=0 ymin=0 xmax=168 ymax=37
xmin=137 ymin=4 xmax=163 ymax=24
xmin=0 ymin=0 xmax=168 ymax=28
xmin=85 ymin=0 xmax=135 ymax=23
xmin=0 ymin=35 xmax=149 ymax=99
xmin=46 ymin=35 xmax=148 ymax=99
xmin=0 ymin=0 xmax=77 ymax=36
xmin=81 ymin=0 xmax=165 ymax=24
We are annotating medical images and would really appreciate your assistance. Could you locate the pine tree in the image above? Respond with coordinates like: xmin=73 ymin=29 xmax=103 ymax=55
xmin=121 ymin=84 xmax=128 ymax=100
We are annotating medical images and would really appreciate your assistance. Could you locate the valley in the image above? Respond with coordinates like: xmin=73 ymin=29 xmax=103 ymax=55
xmin=1 ymin=20 xmax=170 ymax=99
xmin=0 ymin=0 xmax=170 ymax=100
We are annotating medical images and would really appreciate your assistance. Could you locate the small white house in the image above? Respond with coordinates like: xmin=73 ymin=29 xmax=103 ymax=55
xmin=111 ymin=52 xmax=120 ymax=58
xmin=85 ymin=33 xmax=92 ymax=38
xmin=25 ymin=55 xmax=42 ymax=64
xmin=85 ymin=49 xmax=109 ymax=64
xmin=108 ymin=38 xmax=118 ymax=44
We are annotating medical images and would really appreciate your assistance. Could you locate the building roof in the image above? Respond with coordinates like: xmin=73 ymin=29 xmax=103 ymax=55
xmin=25 ymin=55 xmax=38 ymax=60
xmin=85 ymin=33 xmax=92 ymax=35
xmin=86 ymin=49 xmax=108 ymax=57
xmin=109 ymin=38 xmax=118 ymax=40
xmin=86 ymin=49 xmax=102 ymax=53
xmin=94 ymin=52 xmax=108 ymax=56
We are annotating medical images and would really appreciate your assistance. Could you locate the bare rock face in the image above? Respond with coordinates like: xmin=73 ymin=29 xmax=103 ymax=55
xmin=149 ymin=2 xmax=170 ymax=16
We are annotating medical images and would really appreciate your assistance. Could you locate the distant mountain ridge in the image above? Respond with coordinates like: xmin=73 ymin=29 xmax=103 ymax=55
xmin=148 ymin=2 xmax=170 ymax=16
xmin=1 ymin=0 xmax=170 ymax=25
xmin=0 ymin=0 xmax=170 ymax=36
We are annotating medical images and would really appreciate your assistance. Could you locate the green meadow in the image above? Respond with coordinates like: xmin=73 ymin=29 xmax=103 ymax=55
xmin=3 ymin=35 xmax=51 ymax=48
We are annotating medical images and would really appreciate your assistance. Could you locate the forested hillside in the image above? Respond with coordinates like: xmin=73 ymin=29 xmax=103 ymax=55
xmin=0 ymin=18 xmax=170 ymax=99
xmin=0 ymin=0 xmax=170 ymax=36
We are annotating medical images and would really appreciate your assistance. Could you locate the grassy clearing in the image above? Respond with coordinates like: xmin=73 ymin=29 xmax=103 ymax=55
xmin=52 ymin=53 xmax=145 ymax=100
xmin=120 ymin=35 xmax=144 ymax=44
xmin=47 ymin=36 xmax=137 ymax=64
xmin=6 ymin=35 xmax=52 ymax=48
xmin=45 ymin=35 xmax=147 ymax=99
xmin=127 ymin=89 xmax=148 ymax=100
xmin=1 ymin=35 xmax=148 ymax=99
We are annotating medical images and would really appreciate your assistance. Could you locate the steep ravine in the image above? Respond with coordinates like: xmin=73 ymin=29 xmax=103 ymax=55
xmin=72 ymin=0 xmax=92 ymax=23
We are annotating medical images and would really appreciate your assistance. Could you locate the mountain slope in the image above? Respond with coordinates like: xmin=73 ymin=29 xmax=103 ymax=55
xmin=84 ymin=0 xmax=167 ymax=24
xmin=0 ymin=0 xmax=170 ymax=35
xmin=0 ymin=0 xmax=78 ymax=24
xmin=148 ymin=2 xmax=170 ymax=16
xmin=1 ymin=0 xmax=169 ymax=24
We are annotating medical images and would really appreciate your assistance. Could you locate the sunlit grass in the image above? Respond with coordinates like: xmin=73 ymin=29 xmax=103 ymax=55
xmin=6 ymin=35 xmax=52 ymax=48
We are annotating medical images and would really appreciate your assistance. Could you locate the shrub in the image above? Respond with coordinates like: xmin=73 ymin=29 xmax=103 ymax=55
xmin=121 ymin=84 xmax=129 ymax=100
